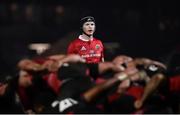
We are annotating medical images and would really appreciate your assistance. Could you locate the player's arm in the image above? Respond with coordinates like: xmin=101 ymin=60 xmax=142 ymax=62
xmin=41 ymin=54 xmax=86 ymax=72
xmin=47 ymin=54 xmax=66 ymax=61
xmin=101 ymin=57 xmax=104 ymax=62
xmin=86 ymin=62 xmax=125 ymax=79
xmin=98 ymin=62 xmax=125 ymax=74
xmin=134 ymin=58 xmax=167 ymax=70
xmin=60 ymin=54 xmax=86 ymax=64
xmin=83 ymin=70 xmax=147 ymax=103
xmin=100 ymin=41 xmax=105 ymax=62
xmin=83 ymin=72 xmax=128 ymax=103
xmin=134 ymin=72 xmax=165 ymax=109
xmin=17 ymin=59 xmax=45 ymax=71
xmin=101 ymin=50 xmax=104 ymax=62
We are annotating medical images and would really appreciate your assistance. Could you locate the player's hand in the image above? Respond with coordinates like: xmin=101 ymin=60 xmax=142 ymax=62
xmin=134 ymin=99 xmax=143 ymax=109
xmin=111 ymin=64 xmax=126 ymax=72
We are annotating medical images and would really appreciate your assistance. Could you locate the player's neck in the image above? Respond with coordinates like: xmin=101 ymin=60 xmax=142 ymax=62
xmin=81 ymin=34 xmax=93 ymax=41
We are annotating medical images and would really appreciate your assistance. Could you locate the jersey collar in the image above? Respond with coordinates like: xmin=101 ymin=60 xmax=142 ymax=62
xmin=78 ymin=35 xmax=93 ymax=42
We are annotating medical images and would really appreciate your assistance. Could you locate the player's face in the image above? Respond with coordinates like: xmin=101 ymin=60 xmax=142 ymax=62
xmin=82 ymin=21 xmax=95 ymax=36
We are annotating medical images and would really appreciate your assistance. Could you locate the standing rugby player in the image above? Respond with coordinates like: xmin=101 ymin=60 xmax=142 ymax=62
xmin=67 ymin=16 xmax=104 ymax=63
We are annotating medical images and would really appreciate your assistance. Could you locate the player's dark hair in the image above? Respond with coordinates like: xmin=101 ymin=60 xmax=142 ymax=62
xmin=80 ymin=16 xmax=95 ymax=28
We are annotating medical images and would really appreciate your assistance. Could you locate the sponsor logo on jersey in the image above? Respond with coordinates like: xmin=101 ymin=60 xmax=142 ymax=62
xmin=95 ymin=44 xmax=100 ymax=49
xmin=81 ymin=53 xmax=101 ymax=58
xmin=89 ymin=50 xmax=95 ymax=54
xmin=80 ymin=46 xmax=86 ymax=51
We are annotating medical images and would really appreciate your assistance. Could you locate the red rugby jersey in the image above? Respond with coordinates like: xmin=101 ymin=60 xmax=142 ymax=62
xmin=67 ymin=36 xmax=104 ymax=63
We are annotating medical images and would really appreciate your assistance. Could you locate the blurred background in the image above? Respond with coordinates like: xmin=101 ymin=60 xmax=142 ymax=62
xmin=0 ymin=0 xmax=179 ymax=75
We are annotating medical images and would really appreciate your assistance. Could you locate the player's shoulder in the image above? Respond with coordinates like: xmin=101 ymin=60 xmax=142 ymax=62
xmin=93 ymin=37 xmax=103 ymax=45
xmin=71 ymin=38 xmax=81 ymax=43
xmin=69 ymin=38 xmax=82 ymax=46
xmin=93 ymin=37 xmax=102 ymax=42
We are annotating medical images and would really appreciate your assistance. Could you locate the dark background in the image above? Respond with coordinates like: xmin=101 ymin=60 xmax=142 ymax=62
xmin=0 ymin=0 xmax=179 ymax=75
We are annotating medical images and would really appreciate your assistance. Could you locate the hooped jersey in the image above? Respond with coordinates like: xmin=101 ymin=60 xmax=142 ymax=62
xmin=67 ymin=36 xmax=104 ymax=63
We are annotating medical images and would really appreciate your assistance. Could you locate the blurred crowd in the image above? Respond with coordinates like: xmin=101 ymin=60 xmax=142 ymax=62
xmin=0 ymin=2 xmax=80 ymax=26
